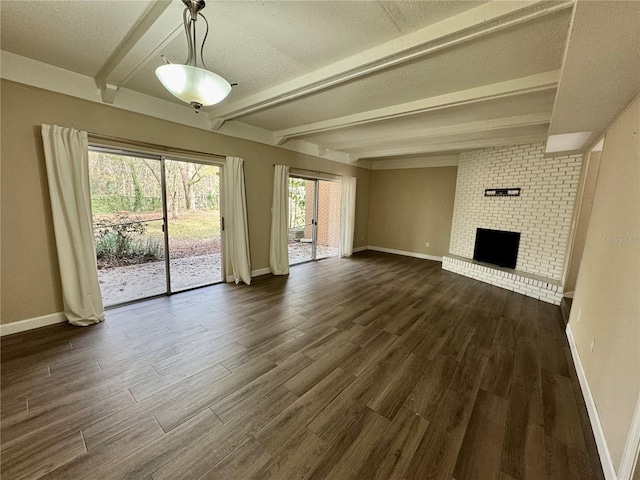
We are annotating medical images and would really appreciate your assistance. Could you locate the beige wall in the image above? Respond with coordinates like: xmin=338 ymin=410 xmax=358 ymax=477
xmin=568 ymin=94 xmax=640 ymax=472
xmin=0 ymin=80 xmax=371 ymax=324
xmin=368 ymin=167 xmax=457 ymax=258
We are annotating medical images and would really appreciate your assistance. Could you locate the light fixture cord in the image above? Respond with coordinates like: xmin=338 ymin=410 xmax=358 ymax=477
xmin=183 ymin=8 xmax=194 ymax=66
xmin=199 ymin=13 xmax=210 ymax=71
xmin=192 ymin=14 xmax=197 ymax=67
xmin=181 ymin=5 xmax=210 ymax=70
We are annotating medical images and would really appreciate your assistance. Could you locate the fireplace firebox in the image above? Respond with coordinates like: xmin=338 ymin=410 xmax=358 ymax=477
xmin=473 ymin=228 xmax=520 ymax=269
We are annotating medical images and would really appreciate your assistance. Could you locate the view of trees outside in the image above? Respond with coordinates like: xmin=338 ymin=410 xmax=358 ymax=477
xmin=288 ymin=177 xmax=307 ymax=231
xmin=88 ymin=151 xmax=222 ymax=305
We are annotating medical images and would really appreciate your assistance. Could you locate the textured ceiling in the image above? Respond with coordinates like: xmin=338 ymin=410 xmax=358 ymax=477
xmin=124 ymin=0 xmax=488 ymax=107
xmin=4 ymin=0 xmax=622 ymax=166
xmin=298 ymin=90 xmax=557 ymax=145
xmin=1 ymin=0 xmax=154 ymax=77
xmin=233 ymin=12 xmax=571 ymax=131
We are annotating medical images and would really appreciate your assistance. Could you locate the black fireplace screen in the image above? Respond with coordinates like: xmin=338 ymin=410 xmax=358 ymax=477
xmin=473 ymin=228 xmax=520 ymax=269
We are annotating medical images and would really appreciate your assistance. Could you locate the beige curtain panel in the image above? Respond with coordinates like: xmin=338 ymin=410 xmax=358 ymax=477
xmin=41 ymin=124 xmax=105 ymax=326
xmin=340 ymin=176 xmax=357 ymax=257
xmin=223 ymin=156 xmax=252 ymax=285
xmin=269 ymin=165 xmax=290 ymax=275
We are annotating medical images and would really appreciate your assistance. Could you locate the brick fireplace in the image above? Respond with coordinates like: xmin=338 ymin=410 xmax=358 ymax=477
xmin=443 ymin=143 xmax=583 ymax=304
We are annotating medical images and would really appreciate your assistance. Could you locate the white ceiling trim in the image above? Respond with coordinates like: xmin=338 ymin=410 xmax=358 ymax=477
xmin=351 ymin=134 xmax=547 ymax=161
xmin=326 ymin=112 xmax=552 ymax=151
xmin=370 ymin=155 xmax=459 ymax=170
xmin=1 ymin=50 xmax=208 ymax=129
xmin=208 ymin=0 xmax=573 ymax=130
xmin=274 ymin=71 xmax=559 ymax=145
xmin=0 ymin=50 xmax=353 ymax=167
xmin=95 ymin=0 xmax=183 ymax=103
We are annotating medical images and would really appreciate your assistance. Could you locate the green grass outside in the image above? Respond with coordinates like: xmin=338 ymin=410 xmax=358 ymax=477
xmin=95 ymin=210 xmax=221 ymax=240
xmin=146 ymin=210 xmax=221 ymax=240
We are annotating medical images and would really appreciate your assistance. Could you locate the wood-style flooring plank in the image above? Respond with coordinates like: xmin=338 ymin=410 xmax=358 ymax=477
xmin=211 ymin=352 xmax=312 ymax=422
xmin=153 ymin=356 xmax=275 ymax=432
xmin=367 ymin=352 xmax=423 ymax=420
xmin=304 ymin=407 xmax=389 ymax=480
xmin=1 ymin=390 xmax=136 ymax=460
xmin=355 ymin=407 xmax=429 ymax=480
xmin=94 ymin=409 xmax=222 ymax=480
xmin=308 ymin=363 xmax=384 ymax=444
xmin=255 ymin=368 xmax=355 ymax=457
xmin=82 ymin=364 xmax=230 ymax=450
xmin=283 ymin=341 xmax=358 ymax=397
xmin=404 ymin=354 xmax=457 ymax=421
xmin=480 ymin=345 xmax=514 ymax=399
xmin=404 ymin=389 xmax=476 ymax=480
xmin=0 ymin=431 xmax=85 ymax=480
xmin=452 ymin=390 xmax=508 ymax=480
xmin=249 ymin=428 xmax=328 ymax=480
xmin=500 ymin=376 xmax=546 ymax=480
xmin=150 ymin=386 xmax=297 ymax=480
xmin=196 ymin=437 xmax=271 ymax=480
xmin=38 ymin=417 xmax=164 ymax=480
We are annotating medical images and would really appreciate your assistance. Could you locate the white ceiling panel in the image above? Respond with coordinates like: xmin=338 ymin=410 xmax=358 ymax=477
xmin=205 ymin=1 xmax=485 ymax=70
xmin=123 ymin=16 xmax=309 ymax=106
xmin=0 ymin=0 xmax=154 ymax=77
xmin=298 ymin=90 xmax=557 ymax=146
xmin=548 ymin=0 xmax=640 ymax=150
xmin=347 ymin=124 xmax=551 ymax=157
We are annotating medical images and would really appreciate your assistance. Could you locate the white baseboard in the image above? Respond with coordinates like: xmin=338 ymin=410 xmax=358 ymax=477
xmin=251 ymin=267 xmax=272 ymax=277
xmin=0 ymin=312 xmax=67 ymax=337
xmin=366 ymin=245 xmax=442 ymax=262
xmin=226 ymin=267 xmax=272 ymax=283
xmin=566 ymin=324 xmax=617 ymax=480
xmin=352 ymin=246 xmax=368 ymax=253
xmin=619 ymin=394 xmax=640 ymax=480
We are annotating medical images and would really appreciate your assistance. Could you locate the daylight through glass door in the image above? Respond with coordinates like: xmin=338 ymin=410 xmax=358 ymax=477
xmin=89 ymin=148 xmax=223 ymax=307
xmin=165 ymin=159 xmax=223 ymax=292
xmin=288 ymin=177 xmax=341 ymax=265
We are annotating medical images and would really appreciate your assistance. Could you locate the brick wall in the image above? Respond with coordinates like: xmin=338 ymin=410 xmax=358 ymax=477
xmin=302 ymin=180 xmax=341 ymax=247
xmin=316 ymin=181 xmax=342 ymax=247
xmin=449 ymin=143 xmax=582 ymax=280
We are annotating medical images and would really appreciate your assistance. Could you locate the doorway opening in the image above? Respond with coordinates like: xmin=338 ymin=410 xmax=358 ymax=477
xmin=88 ymin=148 xmax=224 ymax=307
xmin=288 ymin=176 xmax=341 ymax=265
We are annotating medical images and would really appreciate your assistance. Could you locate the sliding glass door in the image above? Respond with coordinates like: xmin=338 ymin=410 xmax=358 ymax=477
xmin=288 ymin=177 xmax=316 ymax=265
xmin=288 ymin=176 xmax=341 ymax=265
xmin=89 ymin=148 xmax=224 ymax=307
xmin=165 ymin=159 xmax=223 ymax=292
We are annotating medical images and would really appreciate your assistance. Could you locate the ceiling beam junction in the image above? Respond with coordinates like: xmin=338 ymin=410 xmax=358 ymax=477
xmin=273 ymin=71 xmax=559 ymax=145
xmin=94 ymin=0 xmax=183 ymax=103
xmin=328 ymin=112 xmax=552 ymax=151
xmin=349 ymin=134 xmax=548 ymax=161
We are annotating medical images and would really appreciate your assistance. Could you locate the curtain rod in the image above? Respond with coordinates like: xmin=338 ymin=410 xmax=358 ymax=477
xmin=88 ymin=132 xmax=226 ymax=160
xmin=273 ymin=164 xmax=341 ymax=177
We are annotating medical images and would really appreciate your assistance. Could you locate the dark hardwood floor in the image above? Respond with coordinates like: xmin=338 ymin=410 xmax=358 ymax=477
xmin=1 ymin=251 xmax=603 ymax=480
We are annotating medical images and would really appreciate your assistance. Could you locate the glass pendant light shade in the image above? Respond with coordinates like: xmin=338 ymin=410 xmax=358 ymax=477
xmin=156 ymin=64 xmax=232 ymax=109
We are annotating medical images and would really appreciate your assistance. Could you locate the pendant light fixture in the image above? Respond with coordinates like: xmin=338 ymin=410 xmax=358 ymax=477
xmin=156 ymin=0 xmax=232 ymax=113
